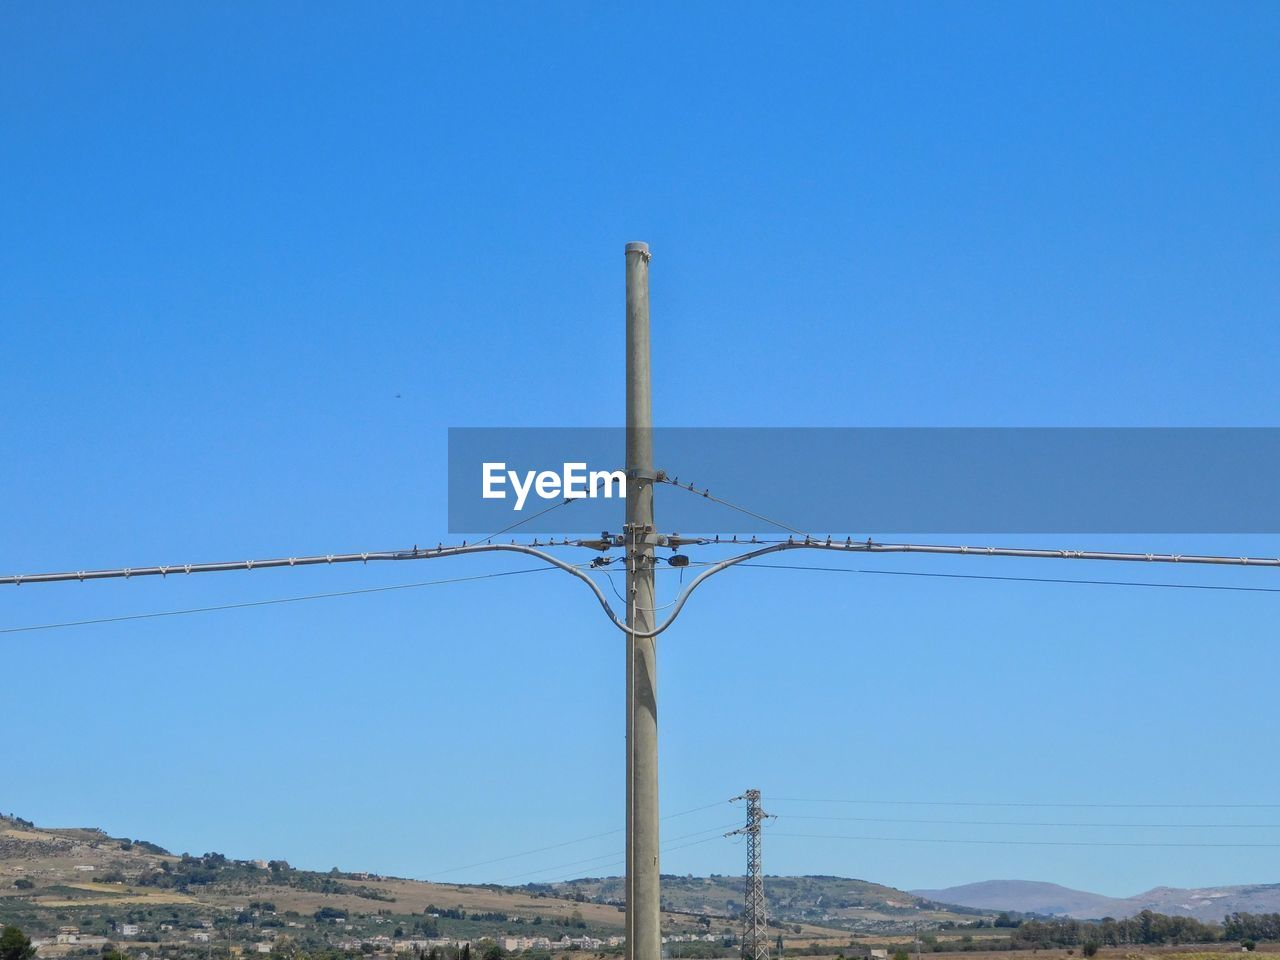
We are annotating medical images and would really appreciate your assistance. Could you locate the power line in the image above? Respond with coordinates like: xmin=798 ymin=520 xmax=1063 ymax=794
xmin=773 ymin=831 xmax=1280 ymax=849
xmin=0 ymin=566 xmax=572 ymax=635
xmin=731 ymin=562 xmax=1280 ymax=594
xmin=494 ymin=823 xmax=739 ymax=884
xmin=426 ymin=800 xmax=731 ymax=878
xmin=771 ymin=797 xmax=1280 ymax=809
xmin=534 ymin=833 xmax=729 ymax=887
xmin=659 ymin=476 xmax=806 ymax=536
xmin=473 ymin=471 xmax=621 ymax=546
xmin=0 ymin=561 xmax=700 ymax=637
xmin=431 ymin=826 xmax=622 ymax=880
xmin=776 ymin=813 xmax=1280 ymax=829
xmin=495 ymin=824 xmax=733 ymax=883
xmin=8 ymin=535 xmax=1280 ymax=644
xmin=473 ymin=500 xmax=576 ymax=546
xmin=0 ymin=538 xmax=611 ymax=588
xmin=589 ymin=536 xmax=1280 ymax=640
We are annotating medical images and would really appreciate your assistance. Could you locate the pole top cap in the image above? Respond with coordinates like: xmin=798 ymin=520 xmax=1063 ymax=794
xmin=624 ymin=241 xmax=650 ymax=254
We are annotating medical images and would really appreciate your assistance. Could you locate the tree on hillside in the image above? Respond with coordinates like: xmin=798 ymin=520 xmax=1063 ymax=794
xmin=0 ymin=926 xmax=36 ymax=960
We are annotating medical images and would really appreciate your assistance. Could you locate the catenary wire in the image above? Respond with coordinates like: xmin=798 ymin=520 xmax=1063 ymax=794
xmin=535 ymin=833 xmax=729 ymax=887
xmin=599 ymin=570 xmax=678 ymax=613
xmin=658 ymin=476 xmax=806 ymax=535
xmin=0 ymin=562 xmax=698 ymax=637
xmin=472 ymin=471 xmax=619 ymax=546
xmin=8 ymin=535 xmax=1280 ymax=640
xmin=492 ymin=823 xmax=740 ymax=883
xmin=775 ymin=813 xmax=1280 ymax=829
xmin=0 ymin=566 xmax=577 ymax=635
xmin=770 ymin=797 xmax=1280 ymax=809
xmin=494 ymin=825 xmax=732 ymax=884
xmin=5 ymin=548 xmax=1276 ymax=639
xmin=772 ymin=831 xmax=1280 ymax=849
xmin=427 ymin=800 xmax=731 ymax=878
xmin=728 ymin=562 xmax=1280 ymax=594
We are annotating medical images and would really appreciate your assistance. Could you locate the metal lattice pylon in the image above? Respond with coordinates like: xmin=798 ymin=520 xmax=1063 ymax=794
xmin=728 ymin=790 xmax=772 ymax=960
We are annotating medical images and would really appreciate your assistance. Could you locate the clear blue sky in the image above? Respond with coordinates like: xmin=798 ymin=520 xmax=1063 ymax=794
xmin=3 ymin=3 xmax=1279 ymax=899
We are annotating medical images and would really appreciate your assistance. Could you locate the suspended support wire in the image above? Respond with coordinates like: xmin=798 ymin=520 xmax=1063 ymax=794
xmin=0 ymin=541 xmax=652 ymax=634
xmin=0 ymin=566 xmax=573 ymax=635
xmin=534 ymin=832 xmax=728 ymax=886
xmin=769 ymin=796 xmax=1280 ymax=809
xmin=492 ymin=822 xmax=739 ymax=884
xmin=0 ymin=539 xmax=601 ymax=586
xmin=5 ymin=535 xmax=1279 ymax=639
xmin=426 ymin=799 xmax=732 ymax=879
xmin=775 ymin=813 xmax=1280 ymax=829
xmin=657 ymin=473 xmax=806 ymax=535
xmin=512 ymin=830 xmax=732 ymax=887
xmin=585 ymin=537 xmax=1280 ymax=639
xmin=772 ymin=831 xmax=1280 ymax=849
xmin=472 ymin=470 xmax=620 ymax=546
xmin=729 ymin=561 xmax=1280 ymax=594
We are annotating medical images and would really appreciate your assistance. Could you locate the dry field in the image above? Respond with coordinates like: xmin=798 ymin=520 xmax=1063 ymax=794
xmin=794 ymin=950 xmax=1280 ymax=960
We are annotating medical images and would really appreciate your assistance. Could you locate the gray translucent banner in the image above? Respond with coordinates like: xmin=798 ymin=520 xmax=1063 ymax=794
xmin=447 ymin=428 xmax=1280 ymax=534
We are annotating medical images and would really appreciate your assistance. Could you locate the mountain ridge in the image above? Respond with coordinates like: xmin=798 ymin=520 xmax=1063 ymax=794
xmin=912 ymin=879 xmax=1280 ymax=922
xmin=0 ymin=811 xmax=978 ymax=945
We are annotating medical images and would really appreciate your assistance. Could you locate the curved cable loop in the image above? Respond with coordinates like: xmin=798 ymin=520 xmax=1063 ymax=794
xmin=566 ymin=537 xmax=1280 ymax=639
xmin=387 ymin=541 xmax=800 ymax=639
xmin=388 ymin=542 xmax=637 ymax=634
xmin=7 ymin=537 xmax=1279 ymax=639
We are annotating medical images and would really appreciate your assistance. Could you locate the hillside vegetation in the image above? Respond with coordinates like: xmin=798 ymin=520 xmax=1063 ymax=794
xmin=541 ymin=876 xmax=983 ymax=932
xmin=1 ymin=811 xmax=974 ymax=960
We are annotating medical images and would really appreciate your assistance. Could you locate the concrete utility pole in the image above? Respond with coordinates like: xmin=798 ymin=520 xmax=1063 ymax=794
xmin=624 ymin=241 xmax=660 ymax=960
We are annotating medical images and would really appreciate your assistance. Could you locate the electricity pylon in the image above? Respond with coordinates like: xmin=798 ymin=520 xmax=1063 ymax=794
xmin=728 ymin=789 xmax=772 ymax=960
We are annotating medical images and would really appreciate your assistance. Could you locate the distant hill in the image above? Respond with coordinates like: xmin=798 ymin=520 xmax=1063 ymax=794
xmin=0 ymin=810 xmax=979 ymax=954
xmin=911 ymin=881 xmax=1121 ymax=918
xmin=544 ymin=874 xmax=988 ymax=932
xmin=912 ymin=879 xmax=1280 ymax=922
